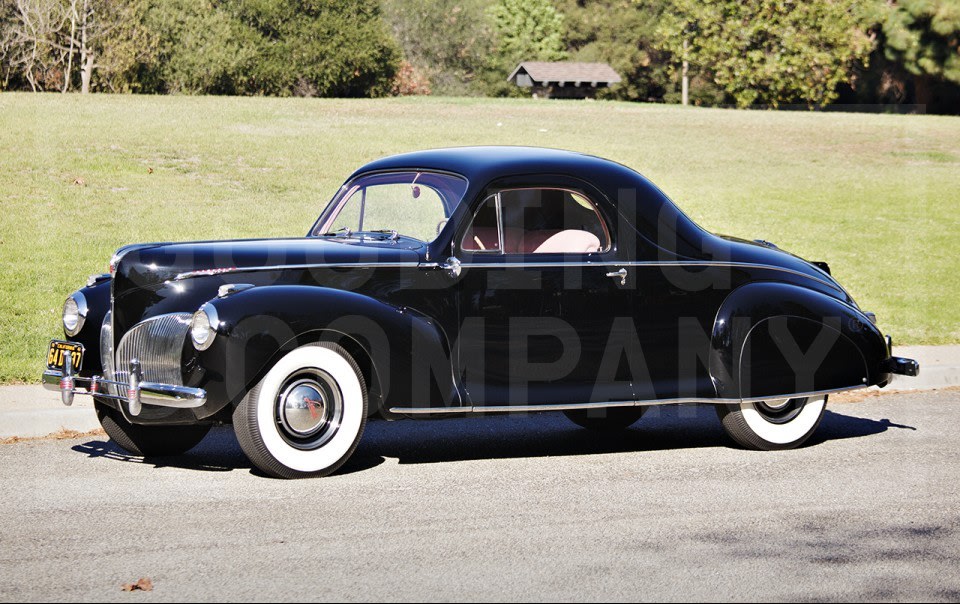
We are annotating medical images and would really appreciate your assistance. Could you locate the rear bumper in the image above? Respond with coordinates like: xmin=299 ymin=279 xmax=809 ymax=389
xmin=882 ymin=356 xmax=920 ymax=377
xmin=880 ymin=334 xmax=920 ymax=377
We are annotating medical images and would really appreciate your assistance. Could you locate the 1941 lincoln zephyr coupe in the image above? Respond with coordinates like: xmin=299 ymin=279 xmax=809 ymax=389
xmin=43 ymin=146 xmax=919 ymax=478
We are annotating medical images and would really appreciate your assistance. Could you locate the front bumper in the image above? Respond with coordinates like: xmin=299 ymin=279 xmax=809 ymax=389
xmin=42 ymin=355 xmax=206 ymax=416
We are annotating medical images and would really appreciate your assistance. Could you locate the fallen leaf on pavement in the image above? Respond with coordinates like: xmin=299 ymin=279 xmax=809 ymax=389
xmin=121 ymin=577 xmax=153 ymax=592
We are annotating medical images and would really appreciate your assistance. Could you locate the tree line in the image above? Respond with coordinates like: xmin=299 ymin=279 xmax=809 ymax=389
xmin=2 ymin=0 xmax=958 ymax=113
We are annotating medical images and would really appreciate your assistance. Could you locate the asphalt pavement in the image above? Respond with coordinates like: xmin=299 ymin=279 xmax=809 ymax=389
xmin=0 ymin=389 xmax=958 ymax=601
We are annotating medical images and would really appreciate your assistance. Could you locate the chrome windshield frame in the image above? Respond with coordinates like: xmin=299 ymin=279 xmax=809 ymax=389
xmin=308 ymin=169 xmax=470 ymax=243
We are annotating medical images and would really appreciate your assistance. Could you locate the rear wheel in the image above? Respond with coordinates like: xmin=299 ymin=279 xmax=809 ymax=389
xmin=716 ymin=396 xmax=827 ymax=450
xmin=233 ymin=343 xmax=367 ymax=479
xmin=95 ymin=401 xmax=210 ymax=456
xmin=563 ymin=406 xmax=646 ymax=431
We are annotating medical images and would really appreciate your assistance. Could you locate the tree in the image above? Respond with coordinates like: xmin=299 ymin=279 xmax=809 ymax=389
xmin=382 ymin=0 xmax=493 ymax=95
xmin=67 ymin=0 xmax=154 ymax=93
xmin=86 ymin=0 xmax=155 ymax=92
xmin=485 ymin=0 xmax=566 ymax=95
xmin=658 ymin=0 xmax=875 ymax=107
xmin=559 ymin=0 xmax=675 ymax=102
xmin=228 ymin=0 xmax=401 ymax=97
xmin=141 ymin=0 xmax=253 ymax=94
xmin=0 ymin=0 xmax=156 ymax=92
xmin=0 ymin=0 xmax=71 ymax=91
xmin=870 ymin=0 xmax=960 ymax=105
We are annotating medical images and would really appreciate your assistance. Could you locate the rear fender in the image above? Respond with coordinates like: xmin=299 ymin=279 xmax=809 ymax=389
xmin=710 ymin=282 xmax=887 ymax=400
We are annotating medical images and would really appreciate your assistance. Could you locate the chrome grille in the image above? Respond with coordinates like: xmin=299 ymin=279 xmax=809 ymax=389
xmin=112 ymin=313 xmax=192 ymax=387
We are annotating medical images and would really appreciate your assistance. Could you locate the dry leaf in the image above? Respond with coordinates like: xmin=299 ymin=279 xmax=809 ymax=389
xmin=121 ymin=577 xmax=153 ymax=592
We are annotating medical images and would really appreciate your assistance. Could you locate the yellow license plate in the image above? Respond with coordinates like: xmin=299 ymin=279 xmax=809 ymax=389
xmin=46 ymin=340 xmax=84 ymax=372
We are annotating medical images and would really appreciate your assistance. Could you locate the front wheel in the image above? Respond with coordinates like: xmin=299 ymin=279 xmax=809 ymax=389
xmin=233 ymin=343 xmax=368 ymax=479
xmin=95 ymin=401 xmax=211 ymax=456
xmin=716 ymin=396 xmax=827 ymax=451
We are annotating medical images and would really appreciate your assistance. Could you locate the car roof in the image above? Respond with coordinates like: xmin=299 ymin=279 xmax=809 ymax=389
xmin=349 ymin=146 xmax=639 ymax=187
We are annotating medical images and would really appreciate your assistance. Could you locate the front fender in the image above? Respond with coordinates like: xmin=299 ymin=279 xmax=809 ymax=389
xmin=192 ymin=285 xmax=457 ymax=413
xmin=65 ymin=277 xmax=111 ymax=378
xmin=710 ymin=282 xmax=888 ymax=400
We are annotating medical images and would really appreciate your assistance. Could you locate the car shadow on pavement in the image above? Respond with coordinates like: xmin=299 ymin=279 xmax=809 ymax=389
xmin=70 ymin=404 xmax=915 ymax=476
xmin=341 ymin=405 xmax=915 ymax=471
xmin=71 ymin=430 xmax=252 ymax=473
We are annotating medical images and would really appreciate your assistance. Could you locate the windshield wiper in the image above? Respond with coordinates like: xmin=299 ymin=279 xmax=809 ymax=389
xmin=320 ymin=227 xmax=353 ymax=238
xmin=368 ymin=229 xmax=400 ymax=241
xmin=319 ymin=228 xmax=400 ymax=241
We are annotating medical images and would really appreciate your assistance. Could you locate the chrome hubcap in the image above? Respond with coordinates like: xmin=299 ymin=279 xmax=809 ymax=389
xmin=754 ymin=397 xmax=807 ymax=424
xmin=275 ymin=370 xmax=343 ymax=450
xmin=279 ymin=380 xmax=328 ymax=436
xmin=760 ymin=398 xmax=791 ymax=411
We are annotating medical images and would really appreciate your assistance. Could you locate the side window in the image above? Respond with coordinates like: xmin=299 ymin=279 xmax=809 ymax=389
xmin=461 ymin=188 xmax=609 ymax=255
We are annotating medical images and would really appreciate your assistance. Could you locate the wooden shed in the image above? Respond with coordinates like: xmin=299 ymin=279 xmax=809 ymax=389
xmin=508 ymin=62 xmax=622 ymax=99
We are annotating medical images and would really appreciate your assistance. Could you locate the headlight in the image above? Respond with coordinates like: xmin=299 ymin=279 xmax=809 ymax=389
xmin=62 ymin=292 xmax=88 ymax=337
xmin=190 ymin=304 xmax=219 ymax=351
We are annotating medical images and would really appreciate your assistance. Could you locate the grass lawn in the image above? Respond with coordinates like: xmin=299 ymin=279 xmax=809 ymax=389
xmin=1 ymin=93 xmax=958 ymax=383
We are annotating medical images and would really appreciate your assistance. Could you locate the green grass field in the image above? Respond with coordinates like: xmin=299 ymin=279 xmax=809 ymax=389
xmin=1 ymin=93 xmax=958 ymax=383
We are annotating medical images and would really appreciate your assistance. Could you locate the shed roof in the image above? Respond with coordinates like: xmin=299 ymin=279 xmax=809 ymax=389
xmin=508 ymin=62 xmax=622 ymax=86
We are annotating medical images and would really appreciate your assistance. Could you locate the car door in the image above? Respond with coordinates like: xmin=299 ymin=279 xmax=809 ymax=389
xmin=452 ymin=181 xmax=644 ymax=408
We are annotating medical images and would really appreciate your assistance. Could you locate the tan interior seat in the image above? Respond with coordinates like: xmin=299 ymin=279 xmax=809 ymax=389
xmin=462 ymin=226 xmax=523 ymax=253
xmin=526 ymin=229 xmax=602 ymax=254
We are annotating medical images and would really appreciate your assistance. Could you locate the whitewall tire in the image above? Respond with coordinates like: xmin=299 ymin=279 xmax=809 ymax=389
xmin=716 ymin=396 xmax=827 ymax=451
xmin=233 ymin=343 xmax=368 ymax=478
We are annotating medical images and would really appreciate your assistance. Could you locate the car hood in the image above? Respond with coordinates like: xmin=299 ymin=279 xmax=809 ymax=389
xmin=115 ymin=237 xmax=422 ymax=290
xmin=109 ymin=238 xmax=423 ymax=340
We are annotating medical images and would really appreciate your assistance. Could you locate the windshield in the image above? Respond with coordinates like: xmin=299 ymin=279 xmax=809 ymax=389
xmin=312 ymin=171 xmax=469 ymax=243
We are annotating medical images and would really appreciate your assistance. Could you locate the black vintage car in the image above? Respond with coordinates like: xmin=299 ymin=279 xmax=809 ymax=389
xmin=44 ymin=146 xmax=919 ymax=478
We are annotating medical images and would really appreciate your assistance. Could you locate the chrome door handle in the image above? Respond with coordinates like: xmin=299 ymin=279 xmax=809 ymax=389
xmin=439 ymin=256 xmax=462 ymax=278
xmin=606 ymin=267 xmax=627 ymax=286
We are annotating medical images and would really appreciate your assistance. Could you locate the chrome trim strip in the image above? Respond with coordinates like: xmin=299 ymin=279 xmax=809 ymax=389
xmin=459 ymin=261 xmax=844 ymax=294
xmin=738 ymin=384 xmax=866 ymax=403
xmin=173 ymin=262 xmax=420 ymax=281
xmin=389 ymin=398 xmax=712 ymax=415
xmin=388 ymin=384 xmax=869 ymax=415
xmin=387 ymin=406 xmax=465 ymax=415
xmin=174 ymin=260 xmax=843 ymax=294
xmin=495 ymin=192 xmax=505 ymax=252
